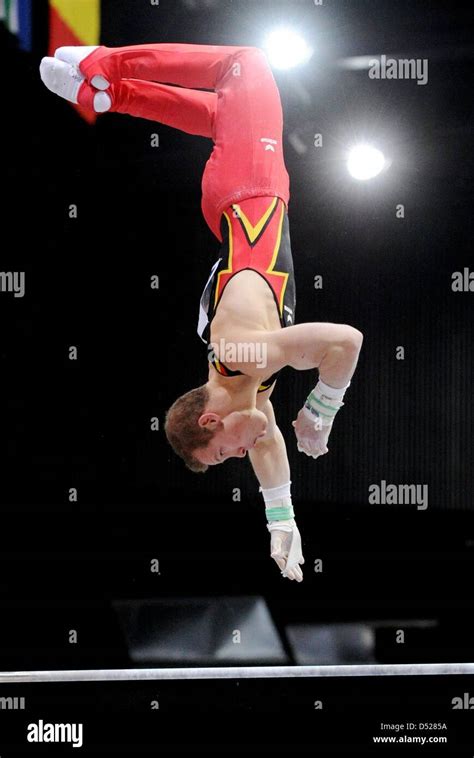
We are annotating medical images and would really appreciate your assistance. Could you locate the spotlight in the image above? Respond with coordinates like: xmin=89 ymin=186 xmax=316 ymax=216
xmin=347 ymin=145 xmax=386 ymax=181
xmin=263 ymin=28 xmax=313 ymax=70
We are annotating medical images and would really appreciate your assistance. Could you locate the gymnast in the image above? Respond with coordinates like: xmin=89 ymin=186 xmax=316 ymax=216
xmin=40 ymin=43 xmax=363 ymax=582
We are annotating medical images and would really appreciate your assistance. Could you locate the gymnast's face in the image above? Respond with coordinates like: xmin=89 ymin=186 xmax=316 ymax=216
xmin=195 ymin=409 xmax=268 ymax=465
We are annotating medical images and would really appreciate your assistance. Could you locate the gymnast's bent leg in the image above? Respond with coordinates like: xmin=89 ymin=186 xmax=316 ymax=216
xmin=54 ymin=42 xmax=259 ymax=92
xmin=40 ymin=43 xmax=289 ymax=241
xmin=83 ymin=78 xmax=217 ymax=138
xmin=39 ymin=58 xmax=217 ymax=138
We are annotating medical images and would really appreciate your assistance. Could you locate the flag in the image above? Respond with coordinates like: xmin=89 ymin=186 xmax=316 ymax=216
xmin=0 ymin=0 xmax=33 ymax=52
xmin=48 ymin=0 xmax=101 ymax=123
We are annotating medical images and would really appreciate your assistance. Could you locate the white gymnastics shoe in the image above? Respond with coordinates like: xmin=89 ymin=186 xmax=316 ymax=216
xmin=39 ymin=57 xmax=112 ymax=113
xmin=39 ymin=56 xmax=84 ymax=104
xmin=54 ymin=45 xmax=110 ymax=90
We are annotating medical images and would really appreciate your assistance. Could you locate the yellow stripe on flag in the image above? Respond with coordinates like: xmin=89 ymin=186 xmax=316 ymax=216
xmin=50 ymin=0 xmax=100 ymax=45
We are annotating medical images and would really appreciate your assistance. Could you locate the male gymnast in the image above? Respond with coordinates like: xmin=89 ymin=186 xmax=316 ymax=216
xmin=40 ymin=43 xmax=363 ymax=582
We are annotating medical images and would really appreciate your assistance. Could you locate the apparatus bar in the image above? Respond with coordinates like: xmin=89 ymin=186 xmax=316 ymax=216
xmin=1 ymin=663 xmax=474 ymax=683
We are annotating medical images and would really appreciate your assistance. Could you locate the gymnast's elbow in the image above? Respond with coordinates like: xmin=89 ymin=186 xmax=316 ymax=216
xmin=344 ymin=326 xmax=364 ymax=351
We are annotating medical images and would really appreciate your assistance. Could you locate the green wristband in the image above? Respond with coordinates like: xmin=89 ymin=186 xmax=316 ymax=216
xmin=307 ymin=390 xmax=341 ymax=416
xmin=265 ymin=504 xmax=295 ymax=522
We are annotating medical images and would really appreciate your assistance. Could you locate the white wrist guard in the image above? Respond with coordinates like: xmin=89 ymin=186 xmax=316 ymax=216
xmin=302 ymin=378 xmax=350 ymax=427
xmin=260 ymin=481 xmax=294 ymax=523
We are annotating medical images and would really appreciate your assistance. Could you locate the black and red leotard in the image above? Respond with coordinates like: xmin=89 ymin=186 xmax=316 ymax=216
xmin=197 ymin=195 xmax=296 ymax=392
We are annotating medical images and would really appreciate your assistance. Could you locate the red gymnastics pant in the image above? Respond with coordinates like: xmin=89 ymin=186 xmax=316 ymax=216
xmin=77 ymin=43 xmax=290 ymax=241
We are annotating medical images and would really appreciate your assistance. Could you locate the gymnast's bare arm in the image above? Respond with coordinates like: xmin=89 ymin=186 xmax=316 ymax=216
xmin=250 ymin=393 xmax=304 ymax=582
xmin=230 ymin=322 xmax=363 ymax=388
xmin=250 ymin=395 xmax=290 ymax=489
xmin=235 ymin=321 xmax=363 ymax=460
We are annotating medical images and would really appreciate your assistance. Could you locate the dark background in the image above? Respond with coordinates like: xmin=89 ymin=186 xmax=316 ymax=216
xmin=0 ymin=0 xmax=473 ymax=670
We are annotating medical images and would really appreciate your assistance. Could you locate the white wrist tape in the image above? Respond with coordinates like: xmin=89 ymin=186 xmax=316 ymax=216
xmin=260 ymin=481 xmax=294 ymax=522
xmin=302 ymin=378 xmax=351 ymax=427
xmin=260 ymin=481 xmax=292 ymax=502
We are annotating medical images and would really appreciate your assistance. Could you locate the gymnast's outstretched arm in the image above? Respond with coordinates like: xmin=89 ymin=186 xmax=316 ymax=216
xmin=248 ymin=399 xmax=289 ymax=490
xmin=249 ymin=399 xmax=304 ymax=583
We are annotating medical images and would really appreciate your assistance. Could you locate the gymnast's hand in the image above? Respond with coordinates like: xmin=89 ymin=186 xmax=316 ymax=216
xmin=268 ymin=519 xmax=304 ymax=582
xmin=292 ymin=408 xmax=332 ymax=459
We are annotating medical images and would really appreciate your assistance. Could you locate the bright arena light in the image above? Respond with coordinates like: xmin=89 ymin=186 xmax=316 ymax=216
xmin=263 ymin=29 xmax=313 ymax=70
xmin=347 ymin=145 xmax=386 ymax=181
